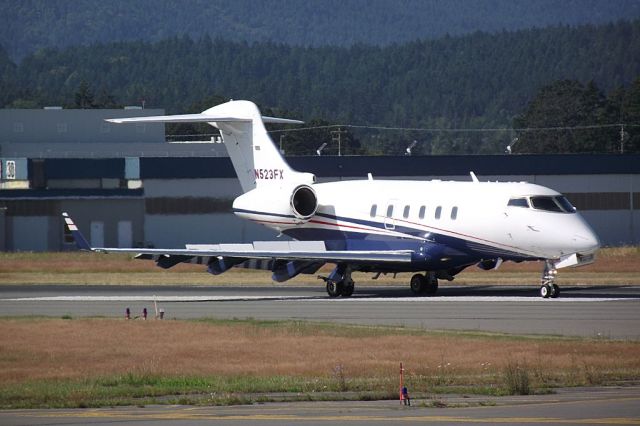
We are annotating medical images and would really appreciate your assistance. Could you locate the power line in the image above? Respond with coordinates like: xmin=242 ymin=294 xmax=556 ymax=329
xmin=268 ymin=123 xmax=638 ymax=134
xmin=166 ymin=122 xmax=639 ymax=139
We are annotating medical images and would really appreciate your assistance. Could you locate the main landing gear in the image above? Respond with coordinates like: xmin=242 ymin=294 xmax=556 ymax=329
xmin=409 ymin=272 xmax=438 ymax=295
xmin=320 ymin=265 xmax=354 ymax=298
xmin=540 ymin=260 xmax=560 ymax=299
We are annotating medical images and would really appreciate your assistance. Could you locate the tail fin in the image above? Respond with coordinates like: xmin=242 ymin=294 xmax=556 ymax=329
xmin=107 ymin=100 xmax=312 ymax=192
xmin=62 ymin=212 xmax=92 ymax=251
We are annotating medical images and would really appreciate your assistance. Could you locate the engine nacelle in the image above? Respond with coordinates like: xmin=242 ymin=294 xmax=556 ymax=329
xmin=233 ymin=183 xmax=319 ymax=225
xmin=290 ymin=184 xmax=318 ymax=220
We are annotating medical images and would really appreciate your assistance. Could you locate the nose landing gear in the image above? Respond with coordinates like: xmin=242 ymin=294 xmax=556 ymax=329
xmin=540 ymin=260 xmax=560 ymax=298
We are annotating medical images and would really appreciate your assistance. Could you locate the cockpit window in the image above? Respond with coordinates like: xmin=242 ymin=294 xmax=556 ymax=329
xmin=507 ymin=198 xmax=529 ymax=208
xmin=530 ymin=196 xmax=566 ymax=213
xmin=555 ymin=196 xmax=576 ymax=213
xmin=509 ymin=195 xmax=576 ymax=213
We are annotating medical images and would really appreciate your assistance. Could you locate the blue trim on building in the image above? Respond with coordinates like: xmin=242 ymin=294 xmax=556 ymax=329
xmin=40 ymin=158 xmax=125 ymax=179
xmin=17 ymin=154 xmax=640 ymax=180
xmin=140 ymin=157 xmax=235 ymax=179
xmin=140 ymin=154 xmax=640 ymax=179
xmin=0 ymin=188 xmax=144 ymax=199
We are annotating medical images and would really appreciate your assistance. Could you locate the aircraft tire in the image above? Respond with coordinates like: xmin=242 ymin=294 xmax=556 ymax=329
xmin=540 ymin=284 xmax=551 ymax=298
xmin=410 ymin=274 xmax=426 ymax=294
xmin=551 ymin=284 xmax=560 ymax=298
xmin=425 ymin=276 xmax=439 ymax=295
xmin=326 ymin=281 xmax=343 ymax=298
xmin=341 ymin=282 xmax=354 ymax=297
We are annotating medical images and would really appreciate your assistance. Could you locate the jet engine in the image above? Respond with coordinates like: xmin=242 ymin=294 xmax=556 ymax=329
xmin=290 ymin=184 xmax=318 ymax=220
xmin=233 ymin=183 xmax=319 ymax=225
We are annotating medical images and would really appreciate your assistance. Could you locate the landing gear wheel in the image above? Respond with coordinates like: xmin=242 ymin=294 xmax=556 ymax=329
xmin=425 ymin=273 xmax=439 ymax=295
xmin=341 ymin=282 xmax=354 ymax=297
xmin=539 ymin=260 xmax=560 ymax=299
xmin=410 ymin=274 xmax=426 ymax=294
xmin=322 ymin=264 xmax=355 ymax=298
xmin=326 ymin=281 xmax=343 ymax=298
xmin=540 ymin=284 xmax=551 ymax=298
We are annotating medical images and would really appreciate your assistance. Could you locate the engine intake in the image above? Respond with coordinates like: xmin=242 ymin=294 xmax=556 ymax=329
xmin=290 ymin=185 xmax=318 ymax=220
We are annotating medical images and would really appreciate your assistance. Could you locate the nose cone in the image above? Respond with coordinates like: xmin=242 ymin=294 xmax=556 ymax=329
xmin=572 ymin=217 xmax=600 ymax=255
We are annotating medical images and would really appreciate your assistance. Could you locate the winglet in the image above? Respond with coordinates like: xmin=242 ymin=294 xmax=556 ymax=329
xmin=62 ymin=212 xmax=92 ymax=251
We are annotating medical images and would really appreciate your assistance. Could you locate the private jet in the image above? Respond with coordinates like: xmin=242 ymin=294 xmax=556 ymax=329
xmin=63 ymin=100 xmax=600 ymax=298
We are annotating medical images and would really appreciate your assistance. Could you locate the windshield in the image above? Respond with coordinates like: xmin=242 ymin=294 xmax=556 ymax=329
xmin=530 ymin=196 xmax=576 ymax=213
xmin=555 ymin=196 xmax=576 ymax=213
xmin=509 ymin=195 xmax=576 ymax=213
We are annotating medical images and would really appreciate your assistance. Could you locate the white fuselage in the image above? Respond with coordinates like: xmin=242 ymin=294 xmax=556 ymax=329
xmin=235 ymin=179 xmax=600 ymax=263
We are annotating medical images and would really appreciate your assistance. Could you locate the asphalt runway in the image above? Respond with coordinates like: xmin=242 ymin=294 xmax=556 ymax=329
xmin=1 ymin=386 xmax=639 ymax=425
xmin=1 ymin=284 xmax=640 ymax=338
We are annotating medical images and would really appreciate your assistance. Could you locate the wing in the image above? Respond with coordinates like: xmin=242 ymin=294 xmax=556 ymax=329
xmin=62 ymin=213 xmax=413 ymax=281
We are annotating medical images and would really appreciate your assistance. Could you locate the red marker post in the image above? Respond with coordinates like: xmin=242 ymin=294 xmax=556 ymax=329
xmin=399 ymin=362 xmax=404 ymax=404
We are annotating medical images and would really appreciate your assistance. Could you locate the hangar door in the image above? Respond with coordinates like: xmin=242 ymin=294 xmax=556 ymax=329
xmin=90 ymin=221 xmax=104 ymax=247
xmin=118 ymin=221 xmax=132 ymax=248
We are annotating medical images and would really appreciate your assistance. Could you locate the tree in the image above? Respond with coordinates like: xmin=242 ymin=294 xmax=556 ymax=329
xmin=74 ymin=80 xmax=95 ymax=108
xmin=513 ymin=80 xmax=614 ymax=153
xmin=619 ymin=77 xmax=640 ymax=153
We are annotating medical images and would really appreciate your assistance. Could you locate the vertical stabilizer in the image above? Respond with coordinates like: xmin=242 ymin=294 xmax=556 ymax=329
xmin=203 ymin=101 xmax=310 ymax=192
xmin=105 ymin=100 xmax=311 ymax=193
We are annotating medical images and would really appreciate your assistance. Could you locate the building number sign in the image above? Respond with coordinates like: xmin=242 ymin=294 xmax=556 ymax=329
xmin=5 ymin=160 xmax=16 ymax=180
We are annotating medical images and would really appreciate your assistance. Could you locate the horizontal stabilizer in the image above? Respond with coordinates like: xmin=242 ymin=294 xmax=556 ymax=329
xmin=106 ymin=114 xmax=303 ymax=125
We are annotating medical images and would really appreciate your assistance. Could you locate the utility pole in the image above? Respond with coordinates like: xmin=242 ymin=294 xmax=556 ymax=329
xmin=620 ymin=124 xmax=625 ymax=154
xmin=331 ymin=128 xmax=347 ymax=156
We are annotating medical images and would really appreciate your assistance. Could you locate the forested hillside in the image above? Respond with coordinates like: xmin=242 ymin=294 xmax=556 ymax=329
xmin=2 ymin=20 xmax=639 ymax=154
xmin=2 ymin=0 xmax=639 ymax=60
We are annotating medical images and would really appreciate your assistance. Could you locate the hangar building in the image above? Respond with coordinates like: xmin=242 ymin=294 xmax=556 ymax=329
xmin=0 ymin=108 xmax=638 ymax=251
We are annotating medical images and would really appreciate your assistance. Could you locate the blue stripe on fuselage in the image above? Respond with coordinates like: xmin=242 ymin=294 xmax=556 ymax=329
xmin=236 ymin=208 xmax=536 ymax=264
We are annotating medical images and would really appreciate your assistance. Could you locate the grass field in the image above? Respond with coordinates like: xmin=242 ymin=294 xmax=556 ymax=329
xmin=1 ymin=317 xmax=639 ymax=409
xmin=0 ymin=246 xmax=639 ymax=286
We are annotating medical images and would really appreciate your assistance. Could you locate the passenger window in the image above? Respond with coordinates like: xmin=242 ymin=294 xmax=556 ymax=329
xmin=370 ymin=204 xmax=377 ymax=217
xmin=403 ymin=205 xmax=410 ymax=219
xmin=507 ymin=198 xmax=529 ymax=208
xmin=435 ymin=206 xmax=442 ymax=219
xmin=386 ymin=205 xmax=394 ymax=217
xmin=531 ymin=196 xmax=563 ymax=213
xmin=451 ymin=206 xmax=458 ymax=220
xmin=418 ymin=206 xmax=426 ymax=219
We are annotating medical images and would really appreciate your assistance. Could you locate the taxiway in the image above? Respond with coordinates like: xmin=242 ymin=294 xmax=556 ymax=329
xmin=1 ymin=284 xmax=639 ymax=338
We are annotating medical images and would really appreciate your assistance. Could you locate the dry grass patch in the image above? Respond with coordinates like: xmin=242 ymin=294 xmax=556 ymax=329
xmin=1 ymin=318 xmax=639 ymax=387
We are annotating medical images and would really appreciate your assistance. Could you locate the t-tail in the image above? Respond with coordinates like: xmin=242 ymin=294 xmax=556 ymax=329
xmin=106 ymin=100 xmax=314 ymax=192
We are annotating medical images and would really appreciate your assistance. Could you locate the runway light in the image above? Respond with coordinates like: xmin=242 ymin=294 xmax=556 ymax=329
xmin=125 ymin=307 xmax=130 ymax=320
xmin=142 ymin=308 xmax=147 ymax=320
